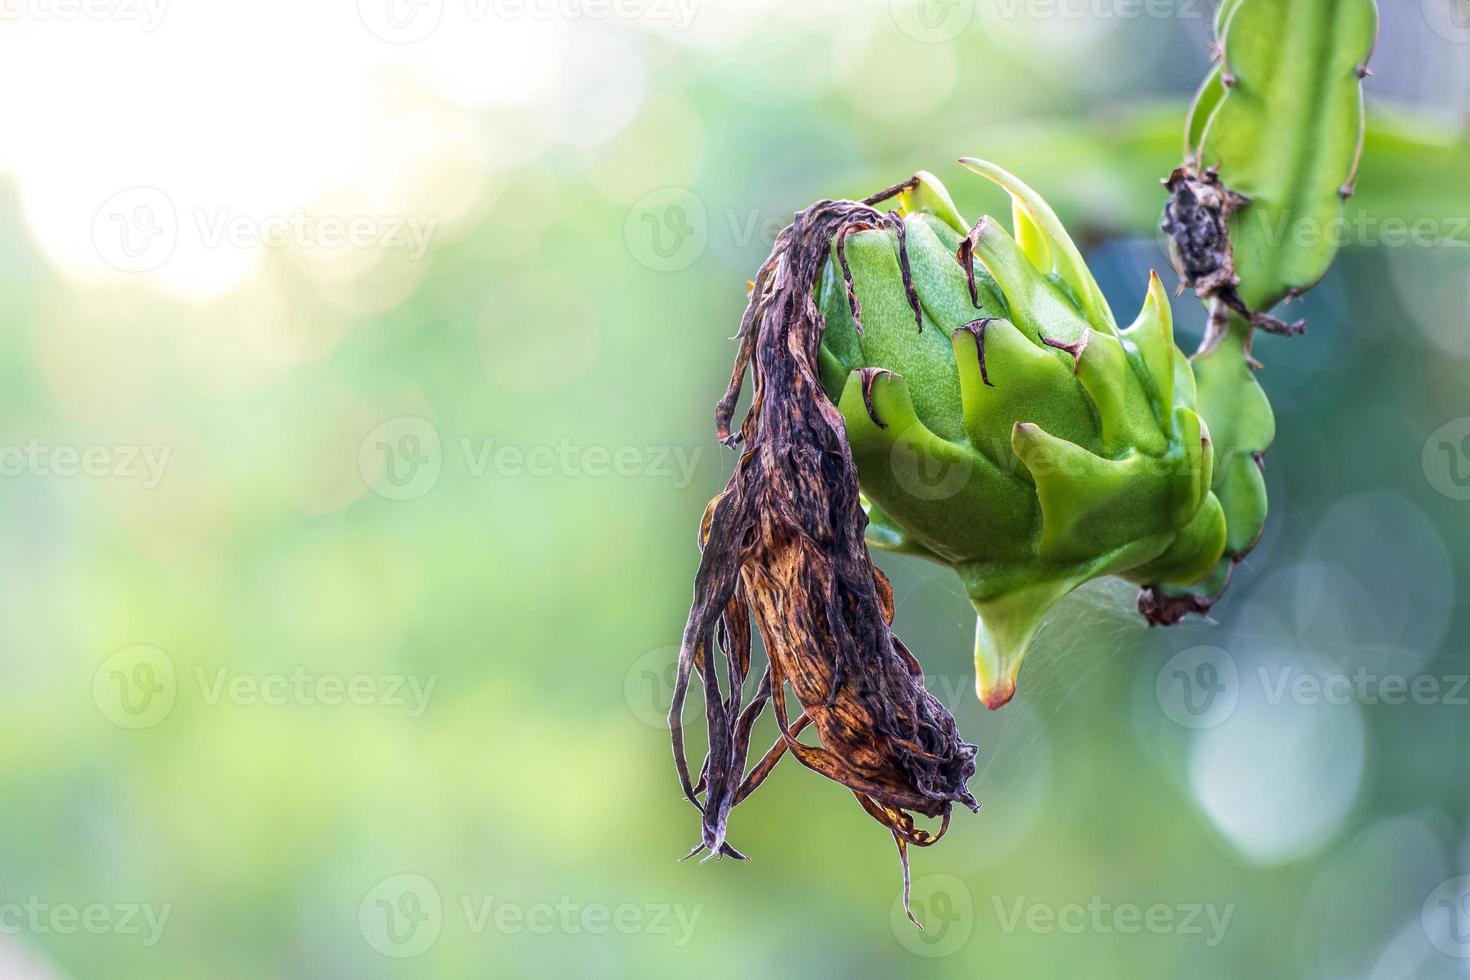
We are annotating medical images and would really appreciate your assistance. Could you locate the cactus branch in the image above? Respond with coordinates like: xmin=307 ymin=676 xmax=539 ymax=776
xmin=1146 ymin=0 xmax=1378 ymax=621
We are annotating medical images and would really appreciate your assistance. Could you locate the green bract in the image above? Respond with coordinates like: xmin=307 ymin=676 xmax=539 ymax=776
xmin=815 ymin=163 xmax=1225 ymax=708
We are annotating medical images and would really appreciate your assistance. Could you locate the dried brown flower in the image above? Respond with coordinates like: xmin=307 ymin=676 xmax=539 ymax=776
xmin=671 ymin=187 xmax=978 ymax=921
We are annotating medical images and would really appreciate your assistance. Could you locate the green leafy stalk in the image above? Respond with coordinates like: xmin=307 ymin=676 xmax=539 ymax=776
xmin=1145 ymin=0 xmax=1378 ymax=620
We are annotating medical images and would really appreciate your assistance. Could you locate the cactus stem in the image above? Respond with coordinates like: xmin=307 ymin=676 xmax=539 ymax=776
xmin=954 ymin=319 xmax=998 ymax=387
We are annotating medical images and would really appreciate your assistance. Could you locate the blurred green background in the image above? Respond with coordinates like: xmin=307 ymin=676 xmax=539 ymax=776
xmin=0 ymin=0 xmax=1468 ymax=976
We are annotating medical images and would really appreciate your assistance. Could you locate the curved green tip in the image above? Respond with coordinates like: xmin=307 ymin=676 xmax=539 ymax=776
xmin=970 ymin=578 xmax=1078 ymax=710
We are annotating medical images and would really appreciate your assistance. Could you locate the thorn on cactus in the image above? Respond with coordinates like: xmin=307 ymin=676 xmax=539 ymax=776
xmin=886 ymin=211 xmax=925 ymax=333
xmin=859 ymin=368 xmax=892 ymax=428
xmin=1041 ymin=333 xmax=1089 ymax=362
xmin=953 ymin=319 xmax=997 ymax=387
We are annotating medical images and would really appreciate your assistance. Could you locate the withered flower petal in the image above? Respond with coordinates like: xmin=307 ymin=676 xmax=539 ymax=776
xmin=671 ymin=192 xmax=979 ymax=917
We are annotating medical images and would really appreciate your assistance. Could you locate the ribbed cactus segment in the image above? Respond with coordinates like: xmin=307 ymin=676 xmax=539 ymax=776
xmin=1196 ymin=0 xmax=1378 ymax=311
xmin=1146 ymin=0 xmax=1377 ymax=620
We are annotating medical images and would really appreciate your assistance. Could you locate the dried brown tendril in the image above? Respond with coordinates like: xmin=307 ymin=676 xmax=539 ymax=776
xmin=671 ymin=184 xmax=979 ymax=925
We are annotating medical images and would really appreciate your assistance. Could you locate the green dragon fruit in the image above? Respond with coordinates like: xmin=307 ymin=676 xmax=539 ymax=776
xmin=671 ymin=0 xmax=1378 ymax=916
xmin=815 ymin=162 xmax=1226 ymax=708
